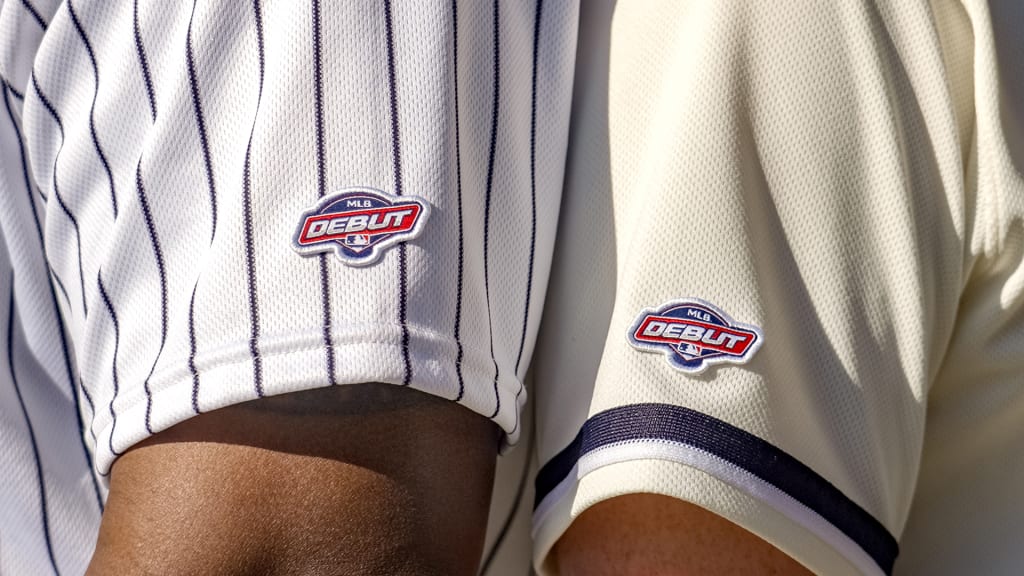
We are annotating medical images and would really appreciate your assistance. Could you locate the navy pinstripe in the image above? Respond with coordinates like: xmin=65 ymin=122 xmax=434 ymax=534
xmin=2 ymin=78 xmax=41 ymax=202
xmin=509 ymin=0 xmax=544 ymax=437
xmin=19 ymin=0 xmax=47 ymax=30
xmin=482 ymin=0 xmax=501 ymax=418
xmin=243 ymin=0 xmax=267 ymax=397
xmin=3 ymin=90 xmax=45 ymax=264
xmin=96 ymin=272 xmax=122 ymax=458
xmin=8 ymin=275 xmax=60 ymax=576
xmin=450 ymin=0 xmax=466 ymax=402
xmin=188 ymin=285 xmax=201 ymax=413
xmin=383 ymin=0 xmax=412 ymax=387
xmin=187 ymin=0 xmax=218 ymax=243
xmin=312 ymin=0 xmax=337 ymax=387
xmin=133 ymin=0 xmax=157 ymax=122
xmin=53 ymin=327 xmax=102 ymax=510
xmin=50 ymin=296 xmax=103 ymax=509
xmin=181 ymin=0 xmax=219 ymax=411
xmin=3 ymin=77 xmax=25 ymax=101
xmin=186 ymin=274 xmax=202 ymax=413
xmin=30 ymin=75 xmax=88 ymax=317
xmin=134 ymin=162 xmax=168 ymax=435
xmin=48 ymin=267 xmax=71 ymax=311
xmin=513 ymin=0 xmax=543 ymax=379
xmin=66 ymin=0 xmax=118 ymax=218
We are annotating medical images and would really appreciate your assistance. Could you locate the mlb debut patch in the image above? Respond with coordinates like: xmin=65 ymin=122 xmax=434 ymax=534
xmin=292 ymin=187 xmax=430 ymax=266
xmin=628 ymin=298 xmax=763 ymax=373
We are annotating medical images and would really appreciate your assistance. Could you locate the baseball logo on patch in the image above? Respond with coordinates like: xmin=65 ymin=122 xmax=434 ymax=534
xmin=627 ymin=298 xmax=763 ymax=373
xmin=292 ymin=187 xmax=430 ymax=266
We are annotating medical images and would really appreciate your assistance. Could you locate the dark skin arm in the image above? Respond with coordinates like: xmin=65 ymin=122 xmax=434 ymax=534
xmin=554 ymin=493 xmax=815 ymax=576
xmin=87 ymin=383 xmax=499 ymax=576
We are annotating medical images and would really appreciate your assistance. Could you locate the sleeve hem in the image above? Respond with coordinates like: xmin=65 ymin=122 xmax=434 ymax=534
xmin=530 ymin=403 xmax=898 ymax=576
xmin=91 ymin=323 xmax=523 ymax=477
xmin=531 ymin=457 xmax=871 ymax=576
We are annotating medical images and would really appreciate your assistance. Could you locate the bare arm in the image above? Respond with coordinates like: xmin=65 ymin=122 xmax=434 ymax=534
xmin=554 ymin=494 xmax=814 ymax=576
xmin=87 ymin=384 xmax=499 ymax=576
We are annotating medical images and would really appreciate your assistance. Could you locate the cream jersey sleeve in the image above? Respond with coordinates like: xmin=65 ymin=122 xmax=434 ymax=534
xmin=532 ymin=1 xmax=1024 ymax=575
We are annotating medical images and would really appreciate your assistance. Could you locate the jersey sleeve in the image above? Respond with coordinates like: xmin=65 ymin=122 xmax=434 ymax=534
xmin=531 ymin=2 xmax=994 ymax=575
xmin=16 ymin=1 xmax=577 ymax=478
xmin=893 ymin=1 xmax=1024 ymax=573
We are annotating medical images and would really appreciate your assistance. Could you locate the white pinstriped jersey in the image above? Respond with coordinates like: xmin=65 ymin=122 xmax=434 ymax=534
xmin=0 ymin=0 xmax=575 ymax=573
xmin=3 ymin=1 xmax=1024 ymax=576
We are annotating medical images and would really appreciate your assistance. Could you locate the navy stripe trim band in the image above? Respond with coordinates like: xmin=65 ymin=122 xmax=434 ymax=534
xmin=534 ymin=403 xmax=898 ymax=575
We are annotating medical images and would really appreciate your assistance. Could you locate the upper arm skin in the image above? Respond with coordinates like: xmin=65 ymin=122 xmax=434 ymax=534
xmin=553 ymin=494 xmax=815 ymax=576
xmin=87 ymin=383 xmax=499 ymax=576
